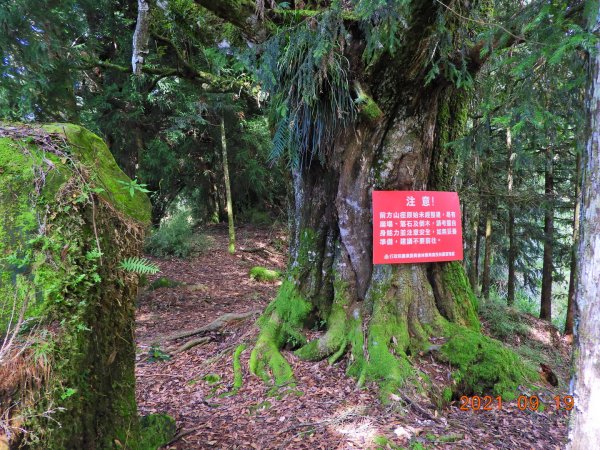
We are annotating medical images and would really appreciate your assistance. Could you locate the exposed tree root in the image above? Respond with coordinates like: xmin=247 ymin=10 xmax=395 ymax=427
xmin=155 ymin=310 xmax=261 ymax=344
xmin=248 ymin=267 xmax=538 ymax=403
xmin=249 ymin=282 xmax=312 ymax=386
xmin=222 ymin=343 xmax=247 ymax=397
xmin=154 ymin=311 xmax=260 ymax=355
xmin=232 ymin=344 xmax=246 ymax=391
xmin=170 ymin=336 xmax=211 ymax=354
xmin=397 ymin=392 xmax=436 ymax=420
xmin=249 ymin=311 xmax=296 ymax=386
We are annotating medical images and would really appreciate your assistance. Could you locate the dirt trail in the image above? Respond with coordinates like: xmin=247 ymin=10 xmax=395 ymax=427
xmin=135 ymin=225 xmax=570 ymax=449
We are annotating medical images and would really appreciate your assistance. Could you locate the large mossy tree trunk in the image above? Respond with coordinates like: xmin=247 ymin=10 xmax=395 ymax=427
xmin=248 ymin=3 xmax=536 ymax=401
xmin=0 ymin=124 xmax=170 ymax=449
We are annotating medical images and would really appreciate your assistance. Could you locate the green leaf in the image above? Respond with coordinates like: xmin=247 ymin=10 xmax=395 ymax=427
xmin=119 ymin=257 xmax=160 ymax=274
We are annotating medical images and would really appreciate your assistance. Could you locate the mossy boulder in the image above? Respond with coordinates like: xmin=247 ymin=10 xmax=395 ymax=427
xmin=0 ymin=124 xmax=165 ymax=448
xmin=249 ymin=266 xmax=282 ymax=283
xmin=440 ymin=325 xmax=538 ymax=400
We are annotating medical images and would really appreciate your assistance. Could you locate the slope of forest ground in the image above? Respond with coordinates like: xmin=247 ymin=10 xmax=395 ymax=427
xmin=136 ymin=225 xmax=572 ymax=450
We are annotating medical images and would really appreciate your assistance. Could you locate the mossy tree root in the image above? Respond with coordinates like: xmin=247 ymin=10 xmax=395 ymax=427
xmin=249 ymin=262 xmax=538 ymax=403
xmin=295 ymin=291 xmax=348 ymax=362
xmin=248 ymin=281 xmax=312 ymax=386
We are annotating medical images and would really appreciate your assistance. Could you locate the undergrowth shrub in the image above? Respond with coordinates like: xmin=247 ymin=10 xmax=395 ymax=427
xmin=145 ymin=210 xmax=211 ymax=258
xmin=479 ymin=292 xmax=529 ymax=340
xmin=238 ymin=207 xmax=272 ymax=226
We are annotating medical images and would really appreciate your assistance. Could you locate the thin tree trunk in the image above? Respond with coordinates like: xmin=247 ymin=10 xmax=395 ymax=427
xmin=472 ymin=215 xmax=483 ymax=295
xmin=132 ymin=0 xmax=150 ymax=75
xmin=540 ymin=146 xmax=554 ymax=321
xmin=565 ymin=151 xmax=581 ymax=336
xmin=220 ymin=115 xmax=235 ymax=254
xmin=506 ymin=128 xmax=516 ymax=306
xmin=567 ymin=5 xmax=600 ymax=444
xmin=462 ymin=202 xmax=468 ymax=271
xmin=482 ymin=212 xmax=493 ymax=300
xmin=468 ymin=210 xmax=479 ymax=292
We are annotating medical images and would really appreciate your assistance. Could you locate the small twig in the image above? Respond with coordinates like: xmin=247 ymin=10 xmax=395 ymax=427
xmin=399 ymin=393 xmax=436 ymax=421
xmin=240 ymin=246 xmax=276 ymax=256
xmin=163 ymin=426 xmax=202 ymax=446
xmin=277 ymin=420 xmax=329 ymax=435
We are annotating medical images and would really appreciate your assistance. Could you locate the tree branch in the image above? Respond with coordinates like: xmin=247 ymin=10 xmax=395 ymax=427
xmin=193 ymin=0 xmax=262 ymax=37
xmin=80 ymin=58 xmax=250 ymax=93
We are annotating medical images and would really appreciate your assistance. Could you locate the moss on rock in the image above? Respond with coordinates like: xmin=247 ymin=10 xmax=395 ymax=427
xmin=0 ymin=124 xmax=154 ymax=449
xmin=440 ymin=325 xmax=538 ymax=400
xmin=148 ymin=276 xmax=183 ymax=291
xmin=249 ymin=266 xmax=282 ymax=282
xmin=137 ymin=414 xmax=176 ymax=450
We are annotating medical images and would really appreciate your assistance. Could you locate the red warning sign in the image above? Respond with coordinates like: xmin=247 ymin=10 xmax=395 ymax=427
xmin=372 ymin=191 xmax=463 ymax=264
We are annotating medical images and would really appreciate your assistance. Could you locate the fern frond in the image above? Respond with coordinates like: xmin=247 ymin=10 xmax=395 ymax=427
xmin=119 ymin=257 xmax=160 ymax=274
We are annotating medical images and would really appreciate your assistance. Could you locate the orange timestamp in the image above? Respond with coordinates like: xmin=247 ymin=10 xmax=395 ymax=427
xmin=458 ymin=395 xmax=574 ymax=411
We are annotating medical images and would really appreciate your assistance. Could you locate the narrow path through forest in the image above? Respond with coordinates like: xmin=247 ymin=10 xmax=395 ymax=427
xmin=135 ymin=225 xmax=571 ymax=450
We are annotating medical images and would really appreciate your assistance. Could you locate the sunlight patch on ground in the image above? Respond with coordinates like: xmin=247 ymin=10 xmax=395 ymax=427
xmin=334 ymin=417 xmax=378 ymax=447
xmin=529 ymin=326 xmax=552 ymax=345
xmin=327 ymin=405 xmax=379 ymax=447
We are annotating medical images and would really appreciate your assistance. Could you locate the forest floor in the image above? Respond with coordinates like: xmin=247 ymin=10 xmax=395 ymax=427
xmin=136 ymin=225 xmax=572 ymax=450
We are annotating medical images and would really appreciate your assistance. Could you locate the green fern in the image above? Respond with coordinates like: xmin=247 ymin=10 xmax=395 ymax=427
xmin=119 ymin=257 xmax=160 ymax=274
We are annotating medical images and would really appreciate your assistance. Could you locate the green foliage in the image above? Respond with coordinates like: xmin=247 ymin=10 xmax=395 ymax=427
xmin=148 ymin=276 xmax=183 ymax=291
xmin=441 ymin=325 xmax=538 ymax=400
xmin=145 ymin=209 xmax=211 ymax=258
xmin=479 ymin=294 xmax=529 ymax=340
xmin=119 ymin=257 xmax=161 ymax=275
xmin=147 ymin=345 xmax=171 ymax=363
xmin=117 ymin=178 xmax=151 ymax=198
xmin=353 ymin=0 xmax=410 ymax=64
xmin=138 ymin=413 xmax=177 ymax=450
xmin=202 ymin=373 xmax=221 ymax=384
xmin=255 ymin=8 xmax=355 ymax=164
xmin=249 ymin=266 xmax=281 ymax=282
xmin=238 ymin=207 xmax=273 ymax=225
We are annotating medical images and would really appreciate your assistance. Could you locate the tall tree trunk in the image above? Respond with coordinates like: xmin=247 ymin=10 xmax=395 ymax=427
xmin=567 ymin=5 xmax=600 ymax=445
xmin=468 ymin=209 xmax=479 ymax=292
xmin=482 ymin=211 xmax=493 ymax=300
xmin=462 ymin=202 xmax=468 ymax=271
xmin=220 ymin=115 xmax=235 ymax=254
xmin=540 ymin=146 xmax=554 ymax=321
xmin=472 ymin=215 xmax=483 ymax=294
xmin=506 ymin=128 xmax=517 ymax=306
xmin=565 ymin=151 xmax=581 ymax=336
xmin=467 ymin=129 xmax=481 ymax=293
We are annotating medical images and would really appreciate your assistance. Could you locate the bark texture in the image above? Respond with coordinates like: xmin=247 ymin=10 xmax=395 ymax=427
xmin=482 ymin=212 xmax=493 ymax=300
xmin=540 ymin=146 xmax=554 ymax=321
xmin=506 ymin=128 xmax=516 ymax=306
xmin=132 ymin=0 xmax=150 ymax=75
xmin=567 ymin=6 xmax=600 ymax=446
xmin=220 ymin=116 xmax=236 ymax=254
xmin=0 ymin=125 xmax=170 ymax=449
xmin=565 ymin=151 xmax=581 ymax=336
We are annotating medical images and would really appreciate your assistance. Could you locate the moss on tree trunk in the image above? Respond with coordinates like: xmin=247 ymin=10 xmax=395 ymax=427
xmin=0 ymin=124 xmax=168 ymax=448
